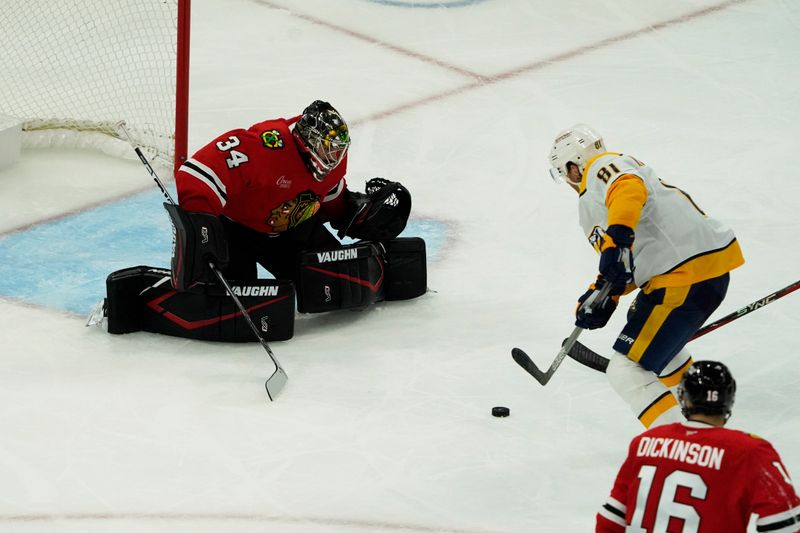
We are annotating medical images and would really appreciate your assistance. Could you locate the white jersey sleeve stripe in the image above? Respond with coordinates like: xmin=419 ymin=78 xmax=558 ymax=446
xmin=598 ymin=506 xmax=626 ymax=527
xmin=186 ymin=158 xmax=226 ymax=194
xmin=756 ymin=504 xmax=800 ymax=532
xmin=322 ymin=178 xmax=345 ymax=203
xmin=184 ymin=158 xmax=227 ymax=192
xmin=180 ymin=158 xmax=227 ymax=207
xmin=607 ymin=496 xmax=626 ymax=513
xmin=598 ymin=496 xmax=626 ymax=527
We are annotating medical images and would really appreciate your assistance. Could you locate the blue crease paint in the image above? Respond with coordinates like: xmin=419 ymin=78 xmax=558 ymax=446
xmin=0 ymin=189 xmax=447 ymax=315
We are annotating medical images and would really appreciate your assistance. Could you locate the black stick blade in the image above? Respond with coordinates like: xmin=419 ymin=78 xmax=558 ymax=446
xmin=565 ymin=340 xmax=610 ymax=373
xmin=511 ymin=347 xmax=552 ymax=386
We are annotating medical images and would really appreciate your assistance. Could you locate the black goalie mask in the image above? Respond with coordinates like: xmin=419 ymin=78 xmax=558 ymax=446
xmin=293 ymin=100 xmax=350 ymax=181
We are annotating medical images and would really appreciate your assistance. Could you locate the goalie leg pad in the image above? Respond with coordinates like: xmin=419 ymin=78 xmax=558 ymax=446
xmin=106 ymin=266 xmax=295 ymax=341
xmin=383 ymin=237 xmax=427 ymax=301
xmin=106 ymin=266 xmax=171 ymax=334
xmin=297 ymin=242 xmax=386 ymax=313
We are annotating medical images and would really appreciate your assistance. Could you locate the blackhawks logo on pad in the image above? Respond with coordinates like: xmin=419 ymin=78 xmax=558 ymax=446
xmin=261 ymin=129 xmax=284 ymax=149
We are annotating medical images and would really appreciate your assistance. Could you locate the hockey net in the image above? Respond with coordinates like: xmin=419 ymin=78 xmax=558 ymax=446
xmin=0 ymin=0 xmax=189 ymax=171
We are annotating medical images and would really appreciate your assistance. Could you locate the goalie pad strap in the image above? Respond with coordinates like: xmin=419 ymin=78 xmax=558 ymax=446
xmin=106 ymin=266 xmax=295 ymax=342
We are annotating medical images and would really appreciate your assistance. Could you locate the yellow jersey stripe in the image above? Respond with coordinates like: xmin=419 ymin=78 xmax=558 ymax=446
xmin=645 ymin=239 xmax=744 ymax=291
xmin=639 ymin=392 xmax=679 ymax=428
xmin=628 ymin=286 xmax=691 ymax=362
xmin=659 ymin=357 xmax=694 ymax=388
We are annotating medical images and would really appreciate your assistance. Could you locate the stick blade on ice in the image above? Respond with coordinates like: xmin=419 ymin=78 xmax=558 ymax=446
xmin=265 ymin=366 xmax=288 ymax=401
xmin=512 ymin=347 xmax=554 ymax=386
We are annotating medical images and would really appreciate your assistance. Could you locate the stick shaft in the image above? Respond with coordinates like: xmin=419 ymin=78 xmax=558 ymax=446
xmin=690 ymin=279 xmax=800 ymax=340
xmin=116 ymin=121 xmax=176 ymax=204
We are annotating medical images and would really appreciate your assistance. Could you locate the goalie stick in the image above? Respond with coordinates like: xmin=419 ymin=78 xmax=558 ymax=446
xmin=512 ymin=282 xmax=613 ymax=386
xmin=115 ymin=121 xmax=288 ymax=401
xmin=567 ymin=278 xmax=800 ymax=374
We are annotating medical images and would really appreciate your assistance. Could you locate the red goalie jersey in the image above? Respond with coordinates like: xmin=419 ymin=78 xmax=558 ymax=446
xmin=175 ymin=116 xmax=349 ymax=234
xmin=597 ymin=421 xmax=800 ymax=533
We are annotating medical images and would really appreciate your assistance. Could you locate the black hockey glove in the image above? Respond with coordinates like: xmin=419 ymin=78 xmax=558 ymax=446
xmin=575 ymin=278 xmax=619 ymax=330
xmin=333 ymin=178 xmax=411 ymax=241
xmin=598 ymin=224 xmax=634 ymax=295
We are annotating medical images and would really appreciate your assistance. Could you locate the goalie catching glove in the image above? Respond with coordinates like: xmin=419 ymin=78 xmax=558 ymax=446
xmin=332 ymin=178 xmax=411 ymax=241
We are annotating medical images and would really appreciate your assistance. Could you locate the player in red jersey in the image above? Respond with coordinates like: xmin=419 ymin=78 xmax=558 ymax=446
xmin=98 ymin=101 xmax=426 ymax=342
xmin=597 ymin=361 xmax=800 ymax=532
xmin=176 ymin=100 xmax=361 ymax=282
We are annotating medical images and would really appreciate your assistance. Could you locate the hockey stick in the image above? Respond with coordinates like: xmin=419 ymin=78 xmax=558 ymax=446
xmin=691 ymin=279 xmax=800 ymax=339
xmin=512 ymin=282 xmax=613 ymax=386
xmin=115 ymin=121 xmax=288 ymax=401
xmin=567 ymin=278 xmax=800 ymax=373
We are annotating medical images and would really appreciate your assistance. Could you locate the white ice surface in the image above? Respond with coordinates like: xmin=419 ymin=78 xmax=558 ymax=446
xmin=1 ymin=1 xmax=799 ymax=531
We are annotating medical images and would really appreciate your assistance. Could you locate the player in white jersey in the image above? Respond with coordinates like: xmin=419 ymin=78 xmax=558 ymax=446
xmin=549 ymin=125 xmax=744 ymax=428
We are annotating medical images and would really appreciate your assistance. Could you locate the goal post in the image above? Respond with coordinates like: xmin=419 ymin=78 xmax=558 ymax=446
xmin=0 ymin=0 xmax=190 ymax=174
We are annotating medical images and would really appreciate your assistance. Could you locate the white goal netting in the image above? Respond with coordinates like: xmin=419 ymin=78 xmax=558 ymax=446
xmin=0 ymin=0 xmax=187 ymax=168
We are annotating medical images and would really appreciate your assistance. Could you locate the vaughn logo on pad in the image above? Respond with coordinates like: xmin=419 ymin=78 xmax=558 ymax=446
xmin=316 ymin=249 xmax=358 ymax=263
xmin=228 ymin=286 xmax=280 ymax=297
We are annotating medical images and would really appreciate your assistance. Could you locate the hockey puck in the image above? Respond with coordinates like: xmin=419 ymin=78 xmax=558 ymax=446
xmin=492 ymin=406 xmax=510 ymax=418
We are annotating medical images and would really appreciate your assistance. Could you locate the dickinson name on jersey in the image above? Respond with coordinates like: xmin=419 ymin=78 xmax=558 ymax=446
xmin=636 ymin=437 xmax=725 ymax=470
